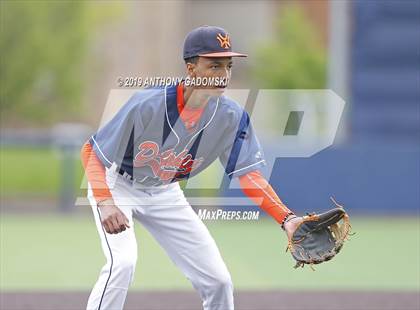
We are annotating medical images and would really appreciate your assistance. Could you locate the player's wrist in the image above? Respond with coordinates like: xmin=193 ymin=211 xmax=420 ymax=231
xmin=281 ymin=212 xmax=297 ymax=231
xmin=97 ymin=198 xmax=115 ymax=208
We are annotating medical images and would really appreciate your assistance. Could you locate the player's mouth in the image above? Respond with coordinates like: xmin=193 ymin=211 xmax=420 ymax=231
xmin=214 ymin=82 xmax=228 ymax=91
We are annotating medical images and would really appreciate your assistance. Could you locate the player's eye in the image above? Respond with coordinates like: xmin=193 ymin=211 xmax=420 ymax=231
xmin=211 ymin=65 xmax=219 ymax=69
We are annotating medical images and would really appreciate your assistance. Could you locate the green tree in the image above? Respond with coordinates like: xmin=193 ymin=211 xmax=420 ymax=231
xmin=0 ymin=1 xmax=121 ymax=126
xmin=252 ymin=5 xmax=326 ymax=89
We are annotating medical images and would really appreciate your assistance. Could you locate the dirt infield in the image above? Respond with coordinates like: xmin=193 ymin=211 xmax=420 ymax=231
xmin=1 ymin=290 xmax=419 ymax=310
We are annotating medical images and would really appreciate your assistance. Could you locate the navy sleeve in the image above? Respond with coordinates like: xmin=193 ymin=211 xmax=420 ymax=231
xmin=219 ymin=111 xmax=266 ymax=179
xmin=89 ymin=92 xmax=143 ymax=169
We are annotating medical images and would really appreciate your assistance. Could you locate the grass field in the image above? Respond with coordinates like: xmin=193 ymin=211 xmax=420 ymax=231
xmin=1 ymin=148 xmax=419 ymax=292
xmin=0 ymin=148 xmax=84 ymax=197
xmin=1 ymin=214 xmax=419 ymax=291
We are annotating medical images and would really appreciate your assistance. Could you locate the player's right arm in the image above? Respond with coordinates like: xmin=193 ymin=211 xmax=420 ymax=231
xmin=80 ymin=141 xmax=129 ymax=234
xmin=82 ymin=90 xmax=156 ymax=233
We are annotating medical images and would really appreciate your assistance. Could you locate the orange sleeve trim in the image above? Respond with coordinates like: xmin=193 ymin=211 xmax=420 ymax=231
xmin=239 ymin=170 xmax=293 ymax=224
xmin=80 ymin=141 xmax=113 ymax=204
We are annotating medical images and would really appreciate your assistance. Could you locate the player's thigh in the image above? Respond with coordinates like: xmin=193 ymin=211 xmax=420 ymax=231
xmin=139 ymin=211 xmax=231 ymax=285
xmin=135 ymin=186 xmax=229 ymax=281
xmin=137 ymin=184 xmax=215 ymax=251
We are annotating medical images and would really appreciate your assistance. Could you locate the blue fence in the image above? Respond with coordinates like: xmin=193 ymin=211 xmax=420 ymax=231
xmin=223 ymin=1 xmax=420 ymax=215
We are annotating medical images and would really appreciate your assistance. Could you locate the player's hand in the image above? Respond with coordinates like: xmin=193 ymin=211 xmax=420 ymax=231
xmin=97 ymin=199 xmax=130 ymax=234
xmin=283 ymin=216 xmax=303 ymax=240
xmin=284 ymin=207 xmax=351 ymax=268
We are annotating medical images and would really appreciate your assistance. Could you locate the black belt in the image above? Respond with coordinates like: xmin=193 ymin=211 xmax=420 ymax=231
xmin=118 ymin=168 xmax=134 ymax=181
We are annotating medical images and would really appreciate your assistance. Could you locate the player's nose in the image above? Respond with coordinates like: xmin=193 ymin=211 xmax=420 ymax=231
xmin=224 ymin=67 xmax=231 ymax=77
xmin=220 ymin=68 xmax=231 ymax=83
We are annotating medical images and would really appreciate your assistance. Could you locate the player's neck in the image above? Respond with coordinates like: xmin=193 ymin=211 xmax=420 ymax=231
xmin=183 ymin=84 xmax=210 ymax=109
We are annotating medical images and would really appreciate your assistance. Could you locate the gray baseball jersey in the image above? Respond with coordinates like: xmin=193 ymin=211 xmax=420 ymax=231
xmin=89 ymin=85 xmax=266 ymax=186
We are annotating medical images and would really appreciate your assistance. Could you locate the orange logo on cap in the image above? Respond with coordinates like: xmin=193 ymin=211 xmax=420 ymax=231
xmin=217 ymin=33 xmax=231 ymax=49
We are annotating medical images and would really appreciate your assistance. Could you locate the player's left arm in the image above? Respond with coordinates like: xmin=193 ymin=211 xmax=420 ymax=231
xmin=238 ymin=169 xmax=301 ymax=236
xmin=222 ymin=109 xmax=302 ymax=235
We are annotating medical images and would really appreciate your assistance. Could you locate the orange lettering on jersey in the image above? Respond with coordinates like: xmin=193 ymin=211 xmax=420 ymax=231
xmin=134 ymin=141 xmax=204 ymax=181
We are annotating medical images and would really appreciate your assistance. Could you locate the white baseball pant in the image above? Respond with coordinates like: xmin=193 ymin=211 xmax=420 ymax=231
xmin=86 ymin=164 xmax=234 ymax=310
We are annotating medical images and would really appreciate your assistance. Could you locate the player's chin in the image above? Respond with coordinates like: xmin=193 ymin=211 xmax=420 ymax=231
xmin=208 ymin=86 xmax=226 ymax=96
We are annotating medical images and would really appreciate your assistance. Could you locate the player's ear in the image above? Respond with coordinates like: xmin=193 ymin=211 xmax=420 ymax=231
xmin=186 ymin=62 xmax=196 ymax=76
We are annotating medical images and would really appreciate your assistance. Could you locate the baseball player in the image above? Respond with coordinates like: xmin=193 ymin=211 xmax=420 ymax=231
xmin=81 ymin=25 xmax=304 ymax=310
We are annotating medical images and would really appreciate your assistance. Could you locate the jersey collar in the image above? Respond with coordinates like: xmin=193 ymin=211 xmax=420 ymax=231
xmin=164 ymin=84 xmax=220 ymax=147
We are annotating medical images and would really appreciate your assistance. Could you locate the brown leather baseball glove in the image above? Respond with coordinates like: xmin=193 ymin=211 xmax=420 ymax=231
xmin=286 ymin=198 xmax=352 ymax=269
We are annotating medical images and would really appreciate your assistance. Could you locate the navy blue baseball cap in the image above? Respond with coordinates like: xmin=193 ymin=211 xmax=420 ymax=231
xmin=183 ymin=25 xmax=247 ymax=60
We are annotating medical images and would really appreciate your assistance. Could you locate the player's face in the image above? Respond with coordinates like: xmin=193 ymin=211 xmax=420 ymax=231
xmin=187 ymin=57 xmax=233 ymax=96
